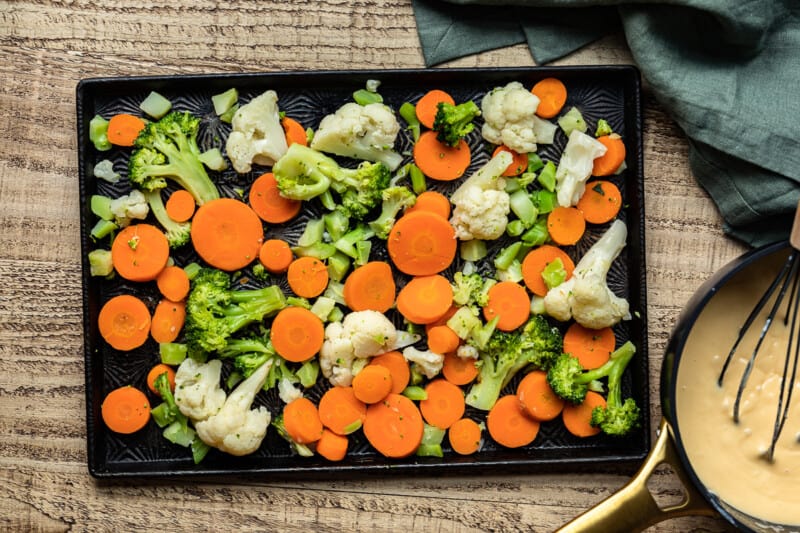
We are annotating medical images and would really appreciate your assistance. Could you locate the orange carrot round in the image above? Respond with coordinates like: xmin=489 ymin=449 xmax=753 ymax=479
xmin=427 ymin=325 xmax=460 ymax=355
xmin=562 ymin=390 xmax=606 ymax=438
xmin=190 ymin=198 xmax=264 ymax=272
xmin=492 ymin=145 xmax=528 ymax=177
xmin=531 ymin=78 xmax=568 ymax=119
xmin=156 ymin=265 xmax=191 ymax=302
xmin=146 ymin=363 xmax=176 ymax=396
xmin=98 ymin=294 xmax=151 ymax=351
xmin=521 ymin=245 xmax=575 ymax=297
xmin=106 ymin=113 xmax=146 ymax=146
xmin=281 ymin=116 xmax=308 ymax=147
xmin=352 ymin=365 xmax=394 ymax=405
xmin=369 ymin=351 xmax=410 ymax=394
xmin=563 ymin=323 xmax=615 ymax=370
xmin=249 ymin=172 xmax=302 ymax=224
xmin=316 ymin=429 xmax=349 ymax=461
xmin=448 ymin=417 xmax=482 ymax=455
xmin=441 ymin=351 xmax=479 ymax=386
xmin=387 ymin=210 xmax=457 ymax=276
xmin=516 ymin=370 xmax=564 ymax=422
xmin=283 ymin=397 xmax=324 ymax=444
xmin=420 ymin=378 xmax=465 ymax=430
xmin=547 ymin=206 xmax=586 ymax=246
xmin=413 ymin=131 xmax=471 ymax=182
xmin=363 ymin=393 xmax=424 ymax=458
xmin=486 ymin=394 xmax=540 ymax=448
xmin=592 ymin=134 xmax=626 ymax=177
xmin=415 ymin=89 xmax=455 ymax=129
xmin=343 ymin=261 xmax=396 ymax=313
xmin=111 ymin=224 xmax=170 ymax=282
xmin=165 ymin=189 xmax=196 ymax=222
xmin=318 ymin=386 xmax=367 ymax=435
xmin=270 ymin=307 xmax=325 ymax=363
xmin=576 ymin=180 xmax=622 ymax=224
xmin=483 ymin=281 xmax=530 ymax=332
xmin=287 ymin=256 xmax=329 ymax=299
xmin=101 ymin=386 xmax=151 ymax=434
xmin=396 ymin=274 xmax=454 ymax=325
xmin=258 ymin=238 xmax=294 ymax=274
xmin=404 ymin=190 xmax=451 ymax=220
xmin=149 ymin=299 xmax=186 ymax=344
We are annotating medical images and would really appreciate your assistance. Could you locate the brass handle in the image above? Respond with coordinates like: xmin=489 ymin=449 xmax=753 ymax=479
xmin=556 ymin=418 xmax=717 ymax=533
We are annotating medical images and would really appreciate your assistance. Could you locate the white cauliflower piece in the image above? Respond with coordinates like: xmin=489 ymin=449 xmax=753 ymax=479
xmin=277 ymin=377 xmax=303 ymax=404
xmin=311 ymin=102 xmax=403 ymax=170
xmin=93 ymin=159 xmax=121 ymax=183
xmin=194 ymin=360 xmax=272 ymax=456
xmin=226 ymin=90 xmax=288 ymax=173
xmin=449 ymin=151 xmax=513 ymax=241
xmin=481 ymin=81 xmax=548 ymax=154
xmin=402 ymin=347 xmax=445 ymax=379
xmin=109 ymin=189 xmax=149 ymax=228
xmin=544 ymin=219 xmax=631 ymax=329
xmin=457 ymin=344 xmax=479 ymax=360
xmin=319 ymin=322 xmax=355 ymax=387
xmin=555 ymin=129 xmax=608 ymax=207
xmin=174 ymin=358 xmax=226 ymax=422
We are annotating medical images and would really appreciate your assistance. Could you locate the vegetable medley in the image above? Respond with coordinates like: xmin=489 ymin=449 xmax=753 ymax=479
xmin=87 ymin=75 xmax=640 ymax=465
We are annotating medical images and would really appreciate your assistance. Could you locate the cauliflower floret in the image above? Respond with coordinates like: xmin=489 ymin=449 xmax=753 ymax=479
xmin=109 ymin=189 xmax=149 ymax=228
xmin=457 ymin=344 xmax=479 ymax=360
xmin=194 ymin=360 xmax=272 ymax=456
xmin=449 ymin=151 xmax=513 ymax=241
xmin=93 ymin=159 xmax=121 ymax=183
xmin=174 ymin=358 xmax=226 ymax=421
xmin=226 ymin=90 xmax=288 ymax=173
xmin=481 ymin=81 xmax=553 ymax=154
xmin=555 ymin=129 xmax=608 ymax=207
xmin=310 ymin=102 xmax=403 ymax=170
xmin=544 ymin=219 xmax=631 ymax=329
xmin=277 ymin=377 xmax=303 ymax=404
xmin=402 ymin=347 xmax=445 ymax=379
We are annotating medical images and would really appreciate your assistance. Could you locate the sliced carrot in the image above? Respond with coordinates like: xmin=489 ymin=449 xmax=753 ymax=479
xmin=343 ymin=261 xmax=396 ymax=313
xmin=249 ymin=172 xmax=302 ymax=224
xmin=413 ymin=131 xmax=471 ymax=182
xmin=270 ymin=307 xmax=325 ymax=363
xmin=283 ymin=397 xmax=324 ymax=444
xmin=369 ymin=351 xmax=410 ymax=395
xmin=146 ymin=363 xmax=176 ymax=396
xmin=396 ymin=274 xmax=454 ymax=325
xmin=563 ymin=323 xmax=615 ymax=370
xmin=387 ymin=210 xmax=457 ymax=276
xmin=531 ymin=78 xmax=567 ymax=119
xmin=592 ymin=134 xmax=626 ymax=177
xmin=441 ymin=351 xmax=479 ymax=386
xmin=483 ymin=281 xmax=530 ymax=332
xmin=106 ymin=113 xmax=146 ymax=146
xmin=516 ymin=370 xmax=564 ymax=422
xmin=259 ymin=238 xmax=294 ymax=274
xmin=318 ymin=386 xmax=367 ymax=435
xmin=487 ymin=394 xmax=540 ymax=448
xmin=547 ymin=206 xmax=586 ymax=246
xmin=150 ymin=299 xmax=186 ymax=344
xmin=562 ymin=390 xmax=606 ymax=438
xmin=363 ymin=393 xmax=425 ymax=458
xmin=282 ymin=116 xmax=308 ymax=147
xmin=352 ymin=365 xmax=394 ymax=405
xmin=427 ymin=325 xmax=460 ymax=355
xmin=404 ymin=190 xmax=451 ymax=220
xmin=98 ymin=294 xmax=151 ymax=351
xmin=576 ymin=180 xmax=622 ymax=224
xmin=101 ymin=386 xmax=151 ymax=434
xmin=448 ymin=417 xmax=482 ymax=455
xmin=156 ymin=265 xmax=191 ymax=302
xmin=287 ymin=256 xmax=329 ymax=298
xmin=420 ymin=378 xmax=465 ymax=430
xmin=521 ymin=245 xmax=575 ymax=297
xmin=316 ymin=429 xmax=348 ymax=461
xmin=492 ymin=145 xmax=528 ymax=177
xmin=165 ymin=189 xmax=196 ymax=223
xmin=415 ymin=89 xmax=455 ymax=129
xmin=111 ymin=223 xmax=170 ymax=282
xmin=190 ymin=198 xmax=264 ymax=272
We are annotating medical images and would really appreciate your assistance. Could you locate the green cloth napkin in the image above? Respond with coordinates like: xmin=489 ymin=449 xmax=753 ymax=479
xmin=412 ymin=0 xmax=800 ymax=247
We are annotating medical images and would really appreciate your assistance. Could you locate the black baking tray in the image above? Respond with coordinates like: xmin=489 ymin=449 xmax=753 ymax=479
xmin=77 ymin=66 xmax=649 ymax=478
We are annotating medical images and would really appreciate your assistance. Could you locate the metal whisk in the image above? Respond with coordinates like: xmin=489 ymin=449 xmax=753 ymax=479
xmin=717 ymin=205 xmax=800 ymax=462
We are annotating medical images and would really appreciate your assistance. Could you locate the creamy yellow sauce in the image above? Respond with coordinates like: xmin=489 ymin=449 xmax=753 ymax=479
xmin=676 ymin=249 xmax=800 ymax=527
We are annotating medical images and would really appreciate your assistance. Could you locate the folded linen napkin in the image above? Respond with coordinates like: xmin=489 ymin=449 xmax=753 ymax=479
xmin=412 ymin=0 xmax=800 ymax=247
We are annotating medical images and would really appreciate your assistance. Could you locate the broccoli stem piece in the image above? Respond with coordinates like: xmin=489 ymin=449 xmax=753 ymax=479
xmin=272 ymin=415 xmax=314 ymax=457
xmin=399 ymin=102 xmax=421 ymax=142
xmin=142 ymin=189 xmax=191 ymax=248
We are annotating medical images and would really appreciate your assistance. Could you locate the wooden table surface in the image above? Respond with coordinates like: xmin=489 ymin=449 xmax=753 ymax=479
xmin=1 ymin=1 xmax=746 ymax=531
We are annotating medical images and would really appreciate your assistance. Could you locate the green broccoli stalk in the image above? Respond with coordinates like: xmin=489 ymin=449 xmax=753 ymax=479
xmin=141 ymin=189 xmax=191 ymax=248
xmin=217 ymin=334 xmax=299 ymax=391
xmin=433 ymin=100 xmax=481 ymax=147
xmin=151 ymin=372 xmax=196 ymax=447
xmin=368 ymin=186 xmax=416 ymax=239
xmin=128 ymin=111 xmax=219 ymax=206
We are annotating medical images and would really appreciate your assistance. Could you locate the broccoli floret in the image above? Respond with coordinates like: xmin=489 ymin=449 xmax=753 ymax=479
xmin=142 ymin=189 xmax=191 ymax=248
xmin=128 ymin=111 xmax=219 ymax=206
xmin=185 ymin=268 xmax=287 ymax=354
xmin=518 ymin=314 xmax=563 ymax=371
xmin=368 ymin=186 xmax=416 ymax=239
xmin=273 ymin=144 xmax=390 ymax=219
xmin=433 ymin=100 xmax=481 ymax=147
xmin=451 ymin=271 xmax=494 ymax=307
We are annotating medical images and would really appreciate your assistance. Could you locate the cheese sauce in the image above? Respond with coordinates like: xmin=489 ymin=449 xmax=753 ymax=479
xmin=676 ymin=250 xmax=800 ymax=527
